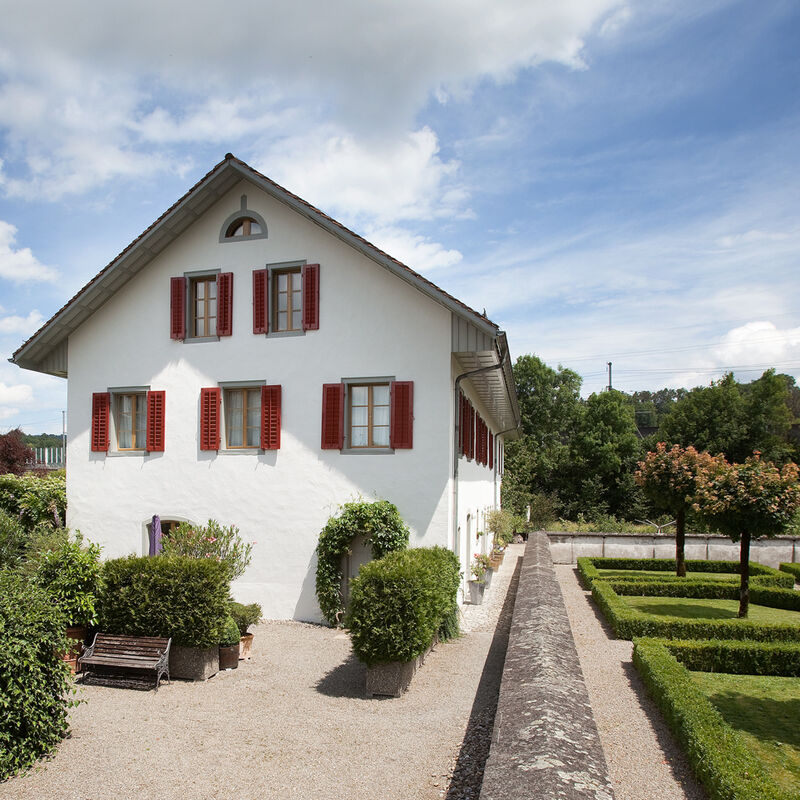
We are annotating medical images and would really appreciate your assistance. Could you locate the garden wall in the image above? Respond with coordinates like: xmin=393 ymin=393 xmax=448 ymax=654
xmin=547 ymin=532 xmax=799 ymax=568
xmin=479 ymin=532 xmax=614 ymax=800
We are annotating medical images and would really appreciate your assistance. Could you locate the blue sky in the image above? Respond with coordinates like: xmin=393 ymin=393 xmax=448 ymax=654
xmin=0 ymin=0 xmax=798 ymax=433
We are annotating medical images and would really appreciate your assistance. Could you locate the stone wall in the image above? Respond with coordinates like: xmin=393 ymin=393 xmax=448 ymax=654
xmin=480 ymin=532 xmax=614 ymax=800
xmin=548 ymin=533 xmax=800 ymax=569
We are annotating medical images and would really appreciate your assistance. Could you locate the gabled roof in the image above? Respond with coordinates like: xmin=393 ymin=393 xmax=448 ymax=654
xmin=11 ymin=153 xmax=520 ymax=433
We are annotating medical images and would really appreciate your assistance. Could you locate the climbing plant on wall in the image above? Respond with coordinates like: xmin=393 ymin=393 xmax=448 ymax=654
xmin=315 ymin=499 xmax=409 ymax=626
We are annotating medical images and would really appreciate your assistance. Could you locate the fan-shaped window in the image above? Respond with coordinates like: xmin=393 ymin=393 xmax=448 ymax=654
xmin=219 ymin=195 xmax=268 ymax=242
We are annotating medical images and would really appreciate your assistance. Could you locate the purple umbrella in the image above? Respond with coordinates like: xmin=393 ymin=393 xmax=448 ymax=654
xmin=149 ymin=514 xmax=162 ymax=556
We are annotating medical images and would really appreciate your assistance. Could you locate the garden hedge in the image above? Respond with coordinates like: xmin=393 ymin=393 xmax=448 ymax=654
xmin=99 ymin=555 xmax=230 ymax=648
xmin=591 ymin=580 xmax=800 ymax=641
xmin=779 ymin=562 xmax=800 ymax=581
xmin=346 ymin=546 xmax=460 ymax=667
xmin=659 ymin=637 xmax=800 ymax=676
xmin=316 ymin=500 xmax=409 ymax=626
xmin=633 ymin=638 xmax=793 ymax=800
xmin=0 ymin=571 xmax=74 ymax=781
xmin=577 ymin=556 xmax=792 ymax=589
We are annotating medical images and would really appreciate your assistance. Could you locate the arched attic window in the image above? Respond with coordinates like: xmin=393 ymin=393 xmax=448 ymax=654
xmin=219 ymin=195 xmax=268 ymax=242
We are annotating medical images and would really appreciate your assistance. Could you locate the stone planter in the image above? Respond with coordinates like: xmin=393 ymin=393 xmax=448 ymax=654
xmin=365 ymin=639 xmax=437 ymax=698
xmin=239 ymin=633 xmax=254 ymax=661
xmin=468 ymin=580 xmax=486 ymax=605
xmin=219 ymin=643 xmax=240 ymax=670
xmin=169 ymin=645 xmax=218 ymax=681
xmin=484 ymin=567 xmax=494 ymax=589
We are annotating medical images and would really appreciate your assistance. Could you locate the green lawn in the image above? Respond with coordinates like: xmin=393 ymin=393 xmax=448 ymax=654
xmin=597 ymin=568 xmax=740 ymax=581
xmin=623 ymin=596 xmax=800 ymax=625
xmin=691 ymin=672 xmax=800 ymax=796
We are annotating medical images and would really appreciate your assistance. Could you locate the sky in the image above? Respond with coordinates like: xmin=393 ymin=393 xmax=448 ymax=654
xmin=0 ymin=0 xmax=798 ymax=433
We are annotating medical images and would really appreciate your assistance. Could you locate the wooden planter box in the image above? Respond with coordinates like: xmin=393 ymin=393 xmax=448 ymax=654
xmin=169 ymin=645 xmax=218 ymax=681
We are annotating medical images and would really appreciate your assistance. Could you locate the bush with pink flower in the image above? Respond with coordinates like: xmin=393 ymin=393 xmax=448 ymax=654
xmin=160 ymin=519 xmax=253 ymax=580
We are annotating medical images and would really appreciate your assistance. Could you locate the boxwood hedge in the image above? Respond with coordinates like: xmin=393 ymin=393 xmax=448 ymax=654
xmin=591 ymin=580 xmax=800 ymax=641
xmin=346 ymin=546 xmax=460 ymax=667
xmin=0 ymin=571 xmax=75 ymax=781
xmin=660 ymin=637 xmax=800 ymax=676
xmin=779 ymin=562 xmax=800 ymax=581
xmin=577 ymin=556 xmax=792 ymax=589
xmin=99 ymin=555 xmax=229 ymax=648
xmin=633 ymin=638 xmax=792 ymax=800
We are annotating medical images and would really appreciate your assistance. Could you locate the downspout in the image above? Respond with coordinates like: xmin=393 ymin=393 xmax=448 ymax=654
xmin=452 ymin=346 xmax=512 ymax=575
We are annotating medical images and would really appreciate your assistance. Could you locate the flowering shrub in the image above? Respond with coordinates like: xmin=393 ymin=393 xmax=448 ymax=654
xmin=471 ymin=553 xmax=491 ymax=582
xmin=160 ymin=519 xmax=253 ymax=581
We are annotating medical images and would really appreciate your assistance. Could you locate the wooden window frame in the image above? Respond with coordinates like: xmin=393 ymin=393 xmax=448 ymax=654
xmin=225 ymin=217 xmax=263 ymax=238
xmin=347 ymin=382 xmax=391 ymax=449
xmin=114 ymin=391 xmax=147 ymax=451
xmin=190 ymin=275 xmax=218 ymax=338
xmin=223 ymin=386 xmax=262 ymax=450
xmin=271 ymin=267 xmax=304 ymax=333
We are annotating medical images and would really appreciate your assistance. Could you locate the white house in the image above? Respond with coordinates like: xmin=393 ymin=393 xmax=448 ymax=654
xmin=12 ymin=154 xmax=520 ymax=622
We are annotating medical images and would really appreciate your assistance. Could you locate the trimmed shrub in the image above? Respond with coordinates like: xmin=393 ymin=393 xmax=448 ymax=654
xmin=779 ymin=562 xmax=800 ymax=581
xmin=591 ymin=580 xmax=800 ymax=642
xmin=99 ymin=556 xmax=229 ymax=648
xmin=346 ymin=546 xmax=460 ymax=667
xmin=0 ymin=571 xmax=75 ymax=781
xmin=316 ymin=500 xmax=409 ymax=626
xmin=229 ymin=601 xmax=262 ymax=636
xmin=219 ymin=616 xmax=241 ymax=647
xmin=633 ymin=638 xmax=788 ymax=800
xmin=659 ymin=638 xmax=800 ymax=676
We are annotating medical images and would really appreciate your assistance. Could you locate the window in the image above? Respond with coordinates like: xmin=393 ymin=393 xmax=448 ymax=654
xmin=225 ymin=217 xmax=262 ymax=238
xmin=273 ymin=268 xmax=303 ymax=332
xmin=191 ymin=276 xmax=217 ymax=337
xmin=321 ymin=379 xmax=413 ymax=451
xmin=116 ymin=392 xmax=147 ymax=450
xmin=224 ymin=387 xmax=261 ymax=448
xmin=349 ymin=383 xmax=390 ymax=448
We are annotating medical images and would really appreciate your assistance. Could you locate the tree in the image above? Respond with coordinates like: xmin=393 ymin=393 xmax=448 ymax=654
xmin=740 ymin=369 xmax=792 ymax=463
xmin=0 ymin=429 xmax=34 ymax=476
xmin=635 ymin=444 xmax=719 ymax=576
xmin=568 ymin=390 xmax=642 ymax=520
xmin=693 ymin=454 xmax=800 ymax=617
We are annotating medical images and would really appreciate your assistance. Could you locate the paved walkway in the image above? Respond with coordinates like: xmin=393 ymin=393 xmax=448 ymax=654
xmin=555 ymin=565 xmax=706 ymax=800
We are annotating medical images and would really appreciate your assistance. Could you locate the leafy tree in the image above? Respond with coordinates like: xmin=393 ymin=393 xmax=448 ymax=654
xmin=568 ymin=390 xmax=642 ymax=520
xmin=635 ymin=444 xmax=718 ymax=576
xmin=0 ymin=429 xmax=34 ymax=476
xmin=693 ymin=454 xmax=800 ymax=617
xmin=740 ymin=369 xmax=793 ymax=462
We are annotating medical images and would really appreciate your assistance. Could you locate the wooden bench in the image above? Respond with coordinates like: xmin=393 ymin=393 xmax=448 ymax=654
xmin=78 ymin=633 xmax=171 ymax=690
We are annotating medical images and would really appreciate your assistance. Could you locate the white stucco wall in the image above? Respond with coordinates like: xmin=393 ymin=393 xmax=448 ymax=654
xmin=66 ymin=179 xmax=459 ymax=621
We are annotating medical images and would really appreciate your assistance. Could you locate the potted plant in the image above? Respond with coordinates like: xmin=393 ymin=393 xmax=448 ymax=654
xmin=33 ymin=532 xmax=102 ymax=672
xmin=229 ymin=600 xmax=262 ymax=660
xmin=218 ymin=615 xmax=241 ymax=670
xmin=468 ymin=557 xmax=487 ymax=605
xmin=474 ymin=552 xmax=493 ymax=588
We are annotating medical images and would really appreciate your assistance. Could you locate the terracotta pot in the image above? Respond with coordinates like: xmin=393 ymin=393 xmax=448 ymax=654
xmin=63 ymin=625 xmax=87 ymax=674
xmin=239 ymin=633 xmax=254 ymax=661
xmin=219 ymin=643 xmax=240 ymax=670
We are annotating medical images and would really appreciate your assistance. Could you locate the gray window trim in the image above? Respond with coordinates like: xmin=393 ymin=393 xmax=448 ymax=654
xmin=341 ymin=375 xmax=395 ymax=454
xmin=219 ymin=194 xmax=268 ymax=242
xmin=184 ymin=268 xmax=221 ymax=341
xmin=219 ymin=379 xmax=267 ymax=452
xmin=108 ymin=385 xmax=151 ymax=455
xmin=265 ymin=259 xmax=307 ymax=337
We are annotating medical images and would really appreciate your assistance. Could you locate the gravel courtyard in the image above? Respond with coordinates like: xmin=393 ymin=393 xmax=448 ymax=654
xmin=0 ymin=546 xmax=522 ymax=800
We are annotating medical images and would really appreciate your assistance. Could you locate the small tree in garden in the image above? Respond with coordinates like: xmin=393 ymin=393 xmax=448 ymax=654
xmin=160 ymin=520 xmax=253 ymax=581
xmin=0 ymin=429 xmax=34 ymax=476
xmin=693 ymin=454 xmax=800 ymax=617
xmin=634 ymin=443 xmax=720 ymax=577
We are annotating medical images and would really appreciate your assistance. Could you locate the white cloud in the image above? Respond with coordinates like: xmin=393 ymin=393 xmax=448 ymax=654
xmin=710 ymin=322 xmax=800 ymax=368
xmin=0 ymin=381 xmax=33 ymax=407
xmin=363 ymin=226 xmax=463 ymax=273
xmin=0 ymin=309 xmax=45 ymax=335
xmin=0 ymin=221 xmax=57 ymax=282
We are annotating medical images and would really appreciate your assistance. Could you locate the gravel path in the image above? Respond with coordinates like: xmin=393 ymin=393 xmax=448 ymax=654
xmin=1 ymin=546 xmax=522 ymax=800
xmin=555 ymin=565 xmax=707 ymax=800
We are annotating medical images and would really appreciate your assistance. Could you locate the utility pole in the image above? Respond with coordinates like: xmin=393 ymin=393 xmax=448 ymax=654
xmin=607 ymin=362 xmax=612 ymax=391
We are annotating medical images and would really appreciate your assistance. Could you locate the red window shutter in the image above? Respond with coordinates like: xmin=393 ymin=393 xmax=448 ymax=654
xmin=200 ymin=387 xmax=221 ymax=450
xmin=459 ymin=392 xmax=467 ymax=456
xmin=390 ymin=381 xmax=414 ymax=449
xmin=217 ymin=272 xmax=233 ymax=336
xmin=146 ymin=390 xmax=166 ymax=452
xmin=489 ymin=432 xmax=494 ymax=470
xmin=253 ymin=269 xmax=268 ymax=334
xmin=261 ymin=385 xmax=282 ymax=449
xmin=468 ymin=404 xmax=475 ymax=460
xmin=482 ymin=420 xmax=488 ymax=465
xmin=170 ymin=277 xmax=186 ymax=340
xmin=321 ymin=383 xmax=344 ymax=449
xmin=91 ymin=392 xmax=110 ymax=452
xmin=302 ymin=263 xmax=320 ymax=331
